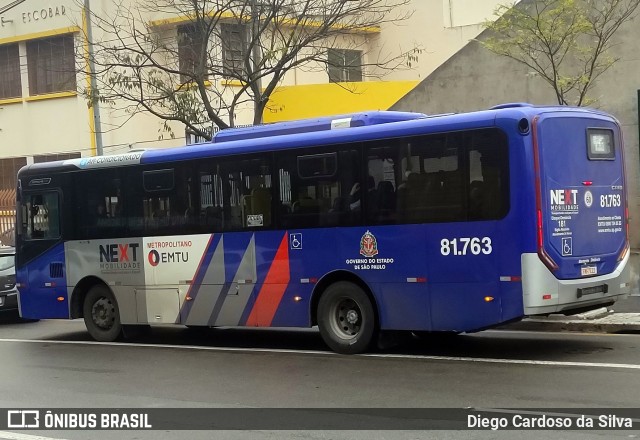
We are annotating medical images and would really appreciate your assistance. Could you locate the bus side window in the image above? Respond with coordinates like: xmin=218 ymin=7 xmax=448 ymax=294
xmin=278 ymin=148 xmax=360 ymax=229
xmin=73 ymin=169 xmax=124 ymax=239
xmin=199 ymin=166 xmax=225 ymax=232
xmin=468 ymin=130 xmax=509 ymax=220
xmin=367 ymin=129 xmax=508 ymax=225
xmin=23 ymin=192 xmax=60 ymax=240
xmin=365 ymin=149 xmax=396 ymax=224
xmin=214 ymin=156 xmax=272 ymax=231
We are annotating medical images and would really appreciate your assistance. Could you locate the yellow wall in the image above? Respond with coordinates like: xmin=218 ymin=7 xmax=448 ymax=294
xmin=263 ymin=81 xmax=419 ymax=122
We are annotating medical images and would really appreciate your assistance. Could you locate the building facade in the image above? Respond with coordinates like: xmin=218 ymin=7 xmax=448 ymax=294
xmin=0 ymin=0 xmax=504 ymax=244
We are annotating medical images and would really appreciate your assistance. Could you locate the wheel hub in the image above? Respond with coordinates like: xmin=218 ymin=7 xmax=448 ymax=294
xmin=328 ymin=297 xmax=363 ymax=339
xmin=92 ymin=298 xmax=113 ymax=329
xmin=346 ymin=309 xmax=359 ymax=325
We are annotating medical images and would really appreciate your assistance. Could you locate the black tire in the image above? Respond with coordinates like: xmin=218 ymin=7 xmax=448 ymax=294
xmin=317 ymin=281 xmax=376 ymax=354
xmin=83 ymin=284 xmax=122 ymax=342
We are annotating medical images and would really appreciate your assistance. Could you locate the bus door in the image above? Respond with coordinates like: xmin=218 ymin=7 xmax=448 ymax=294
xmin=535 ymin=114 xmax=627 ymax=294
xmin=17 ymin=189 xmax=68 ymax=319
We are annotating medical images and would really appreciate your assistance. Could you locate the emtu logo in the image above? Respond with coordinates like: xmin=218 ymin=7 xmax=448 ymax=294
xmin=550 ymin=189 xmax=578 ymax=206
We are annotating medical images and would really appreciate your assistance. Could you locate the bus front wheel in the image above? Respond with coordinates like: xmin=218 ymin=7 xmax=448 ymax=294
xmin=317 ymin=282 xmax=376 ymax=354
xmin=83 ymin=285 xmax=122 ymax=342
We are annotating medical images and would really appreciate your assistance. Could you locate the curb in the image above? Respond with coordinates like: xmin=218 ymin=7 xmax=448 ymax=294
xmin=499 ymin=312 xmax=640 ymax=334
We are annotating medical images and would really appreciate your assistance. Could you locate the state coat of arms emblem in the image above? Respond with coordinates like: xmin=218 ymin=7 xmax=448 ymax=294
xmin=359 ymin=230 xmax=379 ymax=257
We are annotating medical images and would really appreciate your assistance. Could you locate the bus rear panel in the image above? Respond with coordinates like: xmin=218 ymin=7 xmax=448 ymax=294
xmin=523 ymin=111 xmax=630 ymax=314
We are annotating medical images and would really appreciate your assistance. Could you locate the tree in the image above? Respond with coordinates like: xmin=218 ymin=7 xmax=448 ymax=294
xmin=481 ymin=0 xmax=640 ymax=106
xmin=80 ymin=0 xmax=417 ymax=140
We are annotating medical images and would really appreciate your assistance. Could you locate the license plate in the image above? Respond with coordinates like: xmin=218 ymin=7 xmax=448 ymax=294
xmin=577 ymin=284 xmax=608 ymax=298
xmin=581 ymin=266 xmax=597 ymax=276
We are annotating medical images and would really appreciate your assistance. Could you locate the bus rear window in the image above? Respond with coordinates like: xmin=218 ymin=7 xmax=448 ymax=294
xmin=587 ymin=128 xmax=614 ymax=160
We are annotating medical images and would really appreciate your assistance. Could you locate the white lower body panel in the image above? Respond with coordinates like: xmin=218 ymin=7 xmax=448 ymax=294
xmin=522 ymin=252 xmax=630 ymax=315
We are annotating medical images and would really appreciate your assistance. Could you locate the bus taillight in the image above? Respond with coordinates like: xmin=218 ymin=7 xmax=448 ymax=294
xmin=537 ymin=209 xmax=543 ymax=248
xmin=618 ymin=205 xmax=630 ymax=262
xmin=537 ymin=209 xmax=559 ymax=271
xmin=625 ymin=205 xmax=629 ymax=240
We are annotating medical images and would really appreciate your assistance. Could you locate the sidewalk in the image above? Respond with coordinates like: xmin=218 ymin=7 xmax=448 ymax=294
xmin=502 ymin=309 xmax=640 ymax=333
xmin=502 ymin=254 xmax=640 ymax=333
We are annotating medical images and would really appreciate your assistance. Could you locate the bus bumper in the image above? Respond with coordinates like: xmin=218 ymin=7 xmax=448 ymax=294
xmin=521 ymin=252 xmax=631 ymax=316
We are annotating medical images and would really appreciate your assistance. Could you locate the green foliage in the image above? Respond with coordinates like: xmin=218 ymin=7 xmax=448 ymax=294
xmin=481 ymin=0 xmax=640 ymax=106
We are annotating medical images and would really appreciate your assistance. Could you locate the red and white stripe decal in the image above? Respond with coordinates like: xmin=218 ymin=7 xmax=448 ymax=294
xmin=180 ymin=234 xmax=215 ymax=315
xmin=245 ymin=234 xmax=290 ymax=327
xmin=406 ymin=277 xmax=427 ymax=283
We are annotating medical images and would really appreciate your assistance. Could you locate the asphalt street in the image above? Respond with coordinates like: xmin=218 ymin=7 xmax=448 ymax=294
xmin=0 ymin=319 xmax=638 ymax=440
xmin=610 ymin=294 xmax=640 ymax=313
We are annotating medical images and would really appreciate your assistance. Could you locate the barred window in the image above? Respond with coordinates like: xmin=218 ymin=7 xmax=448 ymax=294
xmin=0 ymin=43 xmax=21 ymax=99
xmin=27 ymin=34 xmax=76 ymax=95
xmin=221 ymin=23 xmax=247 ymax=77
xmin=33 ymin=152 xmax=81 ymax=164
xmin=0 ymin=157 xmax=27 ymax=190
xmin=177 ymin=25 xmax=208 ymax=83
xmin=328 ymin=49 xmax=362 ymax=83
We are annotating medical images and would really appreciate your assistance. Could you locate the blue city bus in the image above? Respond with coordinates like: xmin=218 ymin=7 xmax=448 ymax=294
xmin=15 ymin=103 xmax=630 ymax=354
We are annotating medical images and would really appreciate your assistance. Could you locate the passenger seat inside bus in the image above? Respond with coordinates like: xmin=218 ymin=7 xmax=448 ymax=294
xmin=376 ymin=180 xmax=396 ymax=222
xmin=468 ymin=180 xmax=485 ymax=220
xmin=249 ymin=187 xmax=272 ymax=226
xmin=204 ymin=206 xmax=223 ymax=229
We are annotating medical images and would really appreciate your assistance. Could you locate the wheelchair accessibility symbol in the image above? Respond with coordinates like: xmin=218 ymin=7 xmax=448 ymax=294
xmin=290 ymin=233 xmax=302 ymax=250
xmin=562 ymin=237 xmax=573 ymax=256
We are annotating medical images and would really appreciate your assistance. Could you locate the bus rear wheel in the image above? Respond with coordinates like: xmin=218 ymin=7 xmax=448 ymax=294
xmin=83 ymin=285 xmax=122 ymax=342
xmin=317 ymin=282 xmax=376 ymax=354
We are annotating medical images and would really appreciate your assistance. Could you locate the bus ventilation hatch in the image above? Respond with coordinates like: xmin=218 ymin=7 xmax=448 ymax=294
xmin=50 ymin=263 xmax=64 ymax=278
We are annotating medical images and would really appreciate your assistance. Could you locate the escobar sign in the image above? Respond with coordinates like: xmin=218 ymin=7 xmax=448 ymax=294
xmin=22 ymin=5 xmax=66 ymax=23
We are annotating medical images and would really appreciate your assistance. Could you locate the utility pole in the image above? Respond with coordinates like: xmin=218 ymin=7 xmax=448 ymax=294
xmin=251 ymin=0 xmax=263 ymax=124
xmin=84 ymin=0 xmax=104 ymax=156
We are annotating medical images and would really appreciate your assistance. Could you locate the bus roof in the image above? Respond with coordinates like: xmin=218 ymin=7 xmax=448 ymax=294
xmin=18 ymin=104 xmax=616 ymax=175
xmin=211 ymin=111 xmax=428 ymax=143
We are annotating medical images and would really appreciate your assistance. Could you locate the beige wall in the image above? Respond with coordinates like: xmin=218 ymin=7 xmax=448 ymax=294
xmin=0 ymin=1 xmax=89 ymax=156
xmin=0 ymin=0 xmax=187 ymax=159
xmin=445 ymin=0 xmax=509 ymax=27
xmin=0 ymin=0 xmax=505 ymax=161
xmin=367 ymin=0 xmax=504 ymax=82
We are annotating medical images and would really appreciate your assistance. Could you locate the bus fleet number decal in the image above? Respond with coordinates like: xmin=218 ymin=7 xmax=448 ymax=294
xmin=600 ymin=194 xmax=621 ymax=208
xmin=440 ymin=237 xmax=492 ymax=256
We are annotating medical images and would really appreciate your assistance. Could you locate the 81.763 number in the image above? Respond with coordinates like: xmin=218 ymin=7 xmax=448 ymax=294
xmin=440 ymin=237 xmax=492 ymax=256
